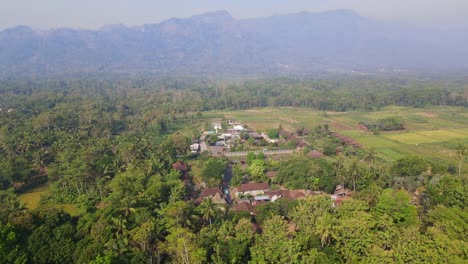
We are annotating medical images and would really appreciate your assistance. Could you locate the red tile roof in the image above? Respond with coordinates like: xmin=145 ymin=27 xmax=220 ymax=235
xmin=268 ymin=190 xmax=307 ymax=200
xmin=200 ymin=188 xmax=223 ymax=198
xmin=308 ymin=150 xmax=324 ymax=158
xmin=237 ymin=182 xmax=269 ymax=192
xmin=234 ymin=200 xmax=254 ymax=213
xmin=172 ymin=160 xmax=188 ymax=171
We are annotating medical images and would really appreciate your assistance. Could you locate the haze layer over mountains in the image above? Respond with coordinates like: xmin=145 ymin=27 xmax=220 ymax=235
xmin=1 ymin=10 xmax=467 ymax=76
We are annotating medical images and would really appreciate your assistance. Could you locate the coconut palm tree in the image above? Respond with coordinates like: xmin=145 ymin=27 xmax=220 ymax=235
xmin=455 ymin=144 xmax=467 ymax=177
xmin=315 ymin=212 xmax=336 ymax=247
xmin=198 ymin=198 xmax=217 ymax=226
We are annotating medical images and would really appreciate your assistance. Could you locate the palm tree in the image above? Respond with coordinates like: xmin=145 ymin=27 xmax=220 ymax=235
xmin=363 ymin=182 xmax=382 ymax=207
xmin=198 ymin=198 xmax=217 ymax=226
xmin=455 ymin=144 xmax=467 ymax=177
xmin=348 ymin=158 xmax=362 ymax=192
xmin=364 ymin=147 xmax=377 ymax=173
xmin=315 ymin=212 xmax=335 ymax=247
xmin=335 ymin=155 xmax=346 ymax=187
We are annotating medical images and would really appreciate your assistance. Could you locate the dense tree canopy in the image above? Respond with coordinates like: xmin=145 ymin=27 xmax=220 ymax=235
xmin=0 ymin=76 xmax=467 ymax=263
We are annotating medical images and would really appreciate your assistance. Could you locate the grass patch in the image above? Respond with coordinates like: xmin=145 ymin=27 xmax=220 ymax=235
xmin=18 ymin=184 xmax=80 ymax=216
xmin=18 ymin=184 xmax=50 ymax=209
xmin=375 ymin=147 xmax=406 ymax=160
xmin=384 ymin=132 xmax=441 ymax=144
xmin=61 ymin=204 xmax=81 ymax=217
xmin=353 ymin=136 xmax=402 ymax=148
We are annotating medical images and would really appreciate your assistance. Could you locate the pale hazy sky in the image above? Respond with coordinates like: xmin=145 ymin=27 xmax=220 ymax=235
xmin=1 ymin=0 xmax=468 ymax=30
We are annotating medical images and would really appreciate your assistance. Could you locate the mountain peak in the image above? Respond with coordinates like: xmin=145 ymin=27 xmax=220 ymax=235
xmin=322 ymin=9 xmax=362 ymax=17
xmin=2 ymin=25 xmax=34 ymax=35
xmin=190 ymin=10 xmax=234 ymax=22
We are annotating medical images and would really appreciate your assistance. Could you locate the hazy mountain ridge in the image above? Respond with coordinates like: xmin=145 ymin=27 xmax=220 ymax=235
xmin=1 ymin=10 xmax=467 ymax=76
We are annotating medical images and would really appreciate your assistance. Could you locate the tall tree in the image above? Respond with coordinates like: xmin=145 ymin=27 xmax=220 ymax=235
xmin=198 ymin=198 xmax=217 ymax=226
xmin=454 ymin=143 xmax=466 ymax=177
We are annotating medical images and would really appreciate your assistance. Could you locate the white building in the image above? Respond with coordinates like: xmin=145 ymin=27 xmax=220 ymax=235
xmin=190 ymin=144 xmax=200 ymax=153
xmin=213 ymin=122 xmax=222 ymax=132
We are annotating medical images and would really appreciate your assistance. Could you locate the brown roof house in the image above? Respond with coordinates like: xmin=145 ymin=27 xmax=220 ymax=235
xmin=266 ymin=171 xmax=278 ymax=179
xmin=196 ymin=188 xmax=226 ymax=205
xmin=172 ymin=160 xmax=188 ymax=173
xmin=233 ymin=200 xmax=254 ymax=215
xmin=268 ymin=190 xmax=310 ymax=202
xmin=308 ymin=150 xmax=324 ymax=159
xmin=235 ymin=182 xmax=269 ymax=197
xmin=331 ymin=185 xmax=352 ymax=199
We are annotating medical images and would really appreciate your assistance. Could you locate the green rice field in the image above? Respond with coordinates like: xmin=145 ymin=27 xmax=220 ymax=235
xmin=211 ymin=106 xmax=468 ymax=166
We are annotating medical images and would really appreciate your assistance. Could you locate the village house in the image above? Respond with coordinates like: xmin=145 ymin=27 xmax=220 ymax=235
xmin=331 ymin=185 xmax=352 ymax=199
xmin=212 ymin=121 xmax=222 ymax=132
xmin=248 ymin=132 xmax=263 ymax=140
xmin=333 ymin=133 xmax=362 ymax=148
xmin=235 ymin=182 xmax=269 ymax=197
xmin=196 ymin=188 xmax=226 ymax=205
xmin=190 ymin=143 xmax=200 ymax=153
xmin=172 ymin=160 xmax=188 ymax=174
xmin=308 ymin=150 xmax=324 ymax=158
xmin=233 ymin=200 xmax=255 ymax=215
xmin=265 ymin=170 xmax=278 ymax=179
xmin=268 ymin=189 xmax=312 ymax=202
xmin=227 ymin=124 xmax=247 ymax=134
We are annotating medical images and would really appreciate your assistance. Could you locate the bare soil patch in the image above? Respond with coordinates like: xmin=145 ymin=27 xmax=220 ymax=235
xmin=330 ymin=122 xmax=353 ymax=130
xmin=245 ymin=109 xmax=262 ymax=113
xmin=326 ymin=111 xmax=346 ymax=115
xmin=415 ymin=112 xmax=437 ymax=118
xmin=356 ymin=124 xmax=369 ymax=132
xmin=280 ymin=117 xmax=299 ymax=124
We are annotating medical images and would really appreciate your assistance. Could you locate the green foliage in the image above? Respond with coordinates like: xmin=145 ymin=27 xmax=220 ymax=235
xmin=334 ymin=211 xmax=375 ymax=261
xmin=392 ymin=156 xmax=428 ymax=177
xmin=202 ymin=158 xmax=226 ymax=187
xmin=427 ymin=205 xmax=468 ymax=241
xmin=424 ymin=176 xmax=467 ymax=209
xmin=0 ymin=77 xmax=467 ymax=263
xmin=0 ymin=222 xmax=27 ymax=264
xmin=209 ymin=218 xmax=254 ymax=263
xmin=107 ymin=167 xmax=146 ymax=216
xmin=27 ymin=208 xmax=76 ymax=264
xmin=254 ymin=199 xmax=297 ymax=225
xmin=0 ymin=189 xmax=24 ymax=221
xmin=267 ymin=128 xmax=279 ymax=139
xmin=231 ymin=163 xmax=244 ymax=187
xmin=276 ymin=156 xmax=333 ymax=190
xmin=248 ymin=160 xmax=266 ymax=182
xmin=373 ymin=189 xmax=418 ymax=227
xmin=207 ymin=134 xmax=219 ymax=145
xmin=164 ymin=227 xmax=206 ymax=264
xmin=362 ymin=117 xmax=405 ymax=131
xmin=250 ymin=215 xmax=301 ymax=263
xmin=246 ymin=152 xmax=255 ymax=165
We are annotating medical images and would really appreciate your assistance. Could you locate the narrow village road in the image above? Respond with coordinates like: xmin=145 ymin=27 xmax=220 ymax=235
xmin=200 ymin=135 xmax=208 ymax=152
xmin=223 ymin=165 xmax=233 ymax=203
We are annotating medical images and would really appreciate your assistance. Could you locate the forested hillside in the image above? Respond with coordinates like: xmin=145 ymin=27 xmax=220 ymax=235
xmin=0 ymin=77 xmax=467 ymax=263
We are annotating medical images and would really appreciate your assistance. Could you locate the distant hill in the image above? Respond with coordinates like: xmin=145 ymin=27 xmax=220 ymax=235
xmin=1 ymin=10 xmax=467 ymax=77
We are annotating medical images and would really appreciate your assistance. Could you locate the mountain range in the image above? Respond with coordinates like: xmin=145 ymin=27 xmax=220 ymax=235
xmin=1 ymin=10 xmax=467 ymax=77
